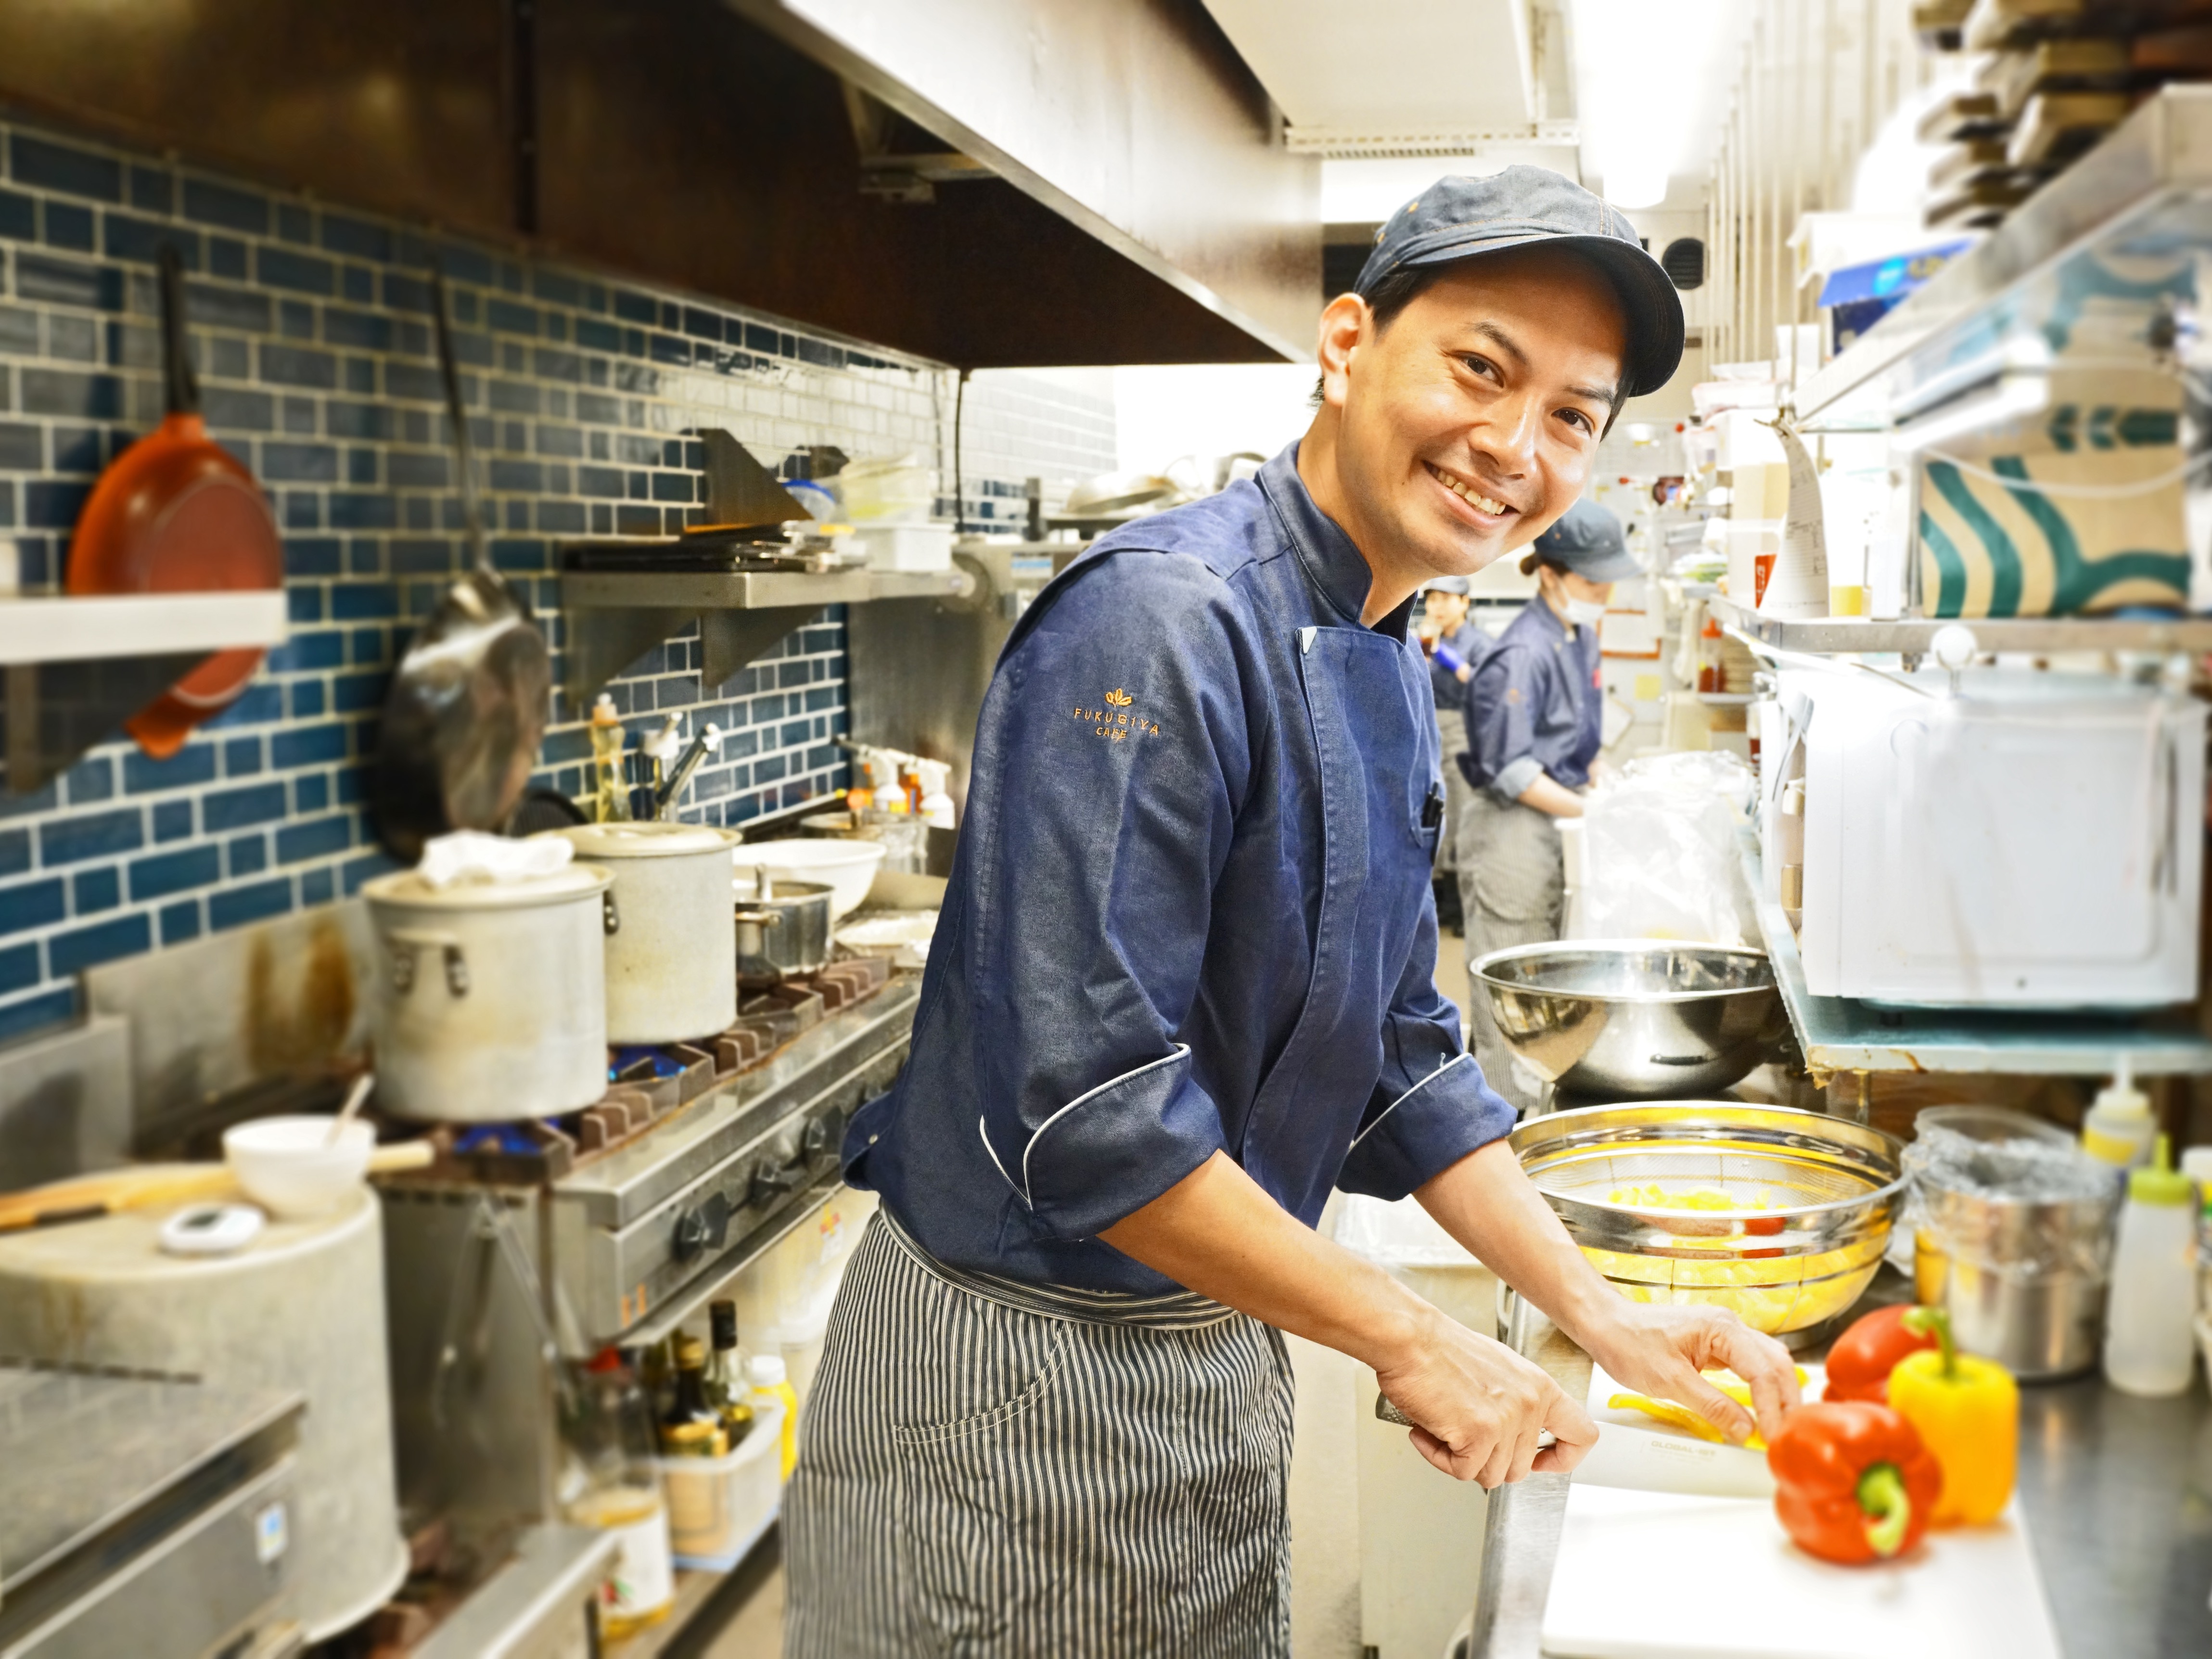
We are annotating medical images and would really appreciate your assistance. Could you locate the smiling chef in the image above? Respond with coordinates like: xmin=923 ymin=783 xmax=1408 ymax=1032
xmin=784 ymin=168 xmax=1801 ymax=1658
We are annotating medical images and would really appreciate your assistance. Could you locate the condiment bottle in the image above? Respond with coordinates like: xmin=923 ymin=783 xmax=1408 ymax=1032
xmin=2103 ymin=1136 xmax=2199 ymax=1397
xmin=2081 ymin=1059 xmax=2155 ymax=1169
xmin=747 ymin=1353 xmax=801 ymax=1481
xmin=659 ymin=1335 xmax=726 ymax=1455
xmin=588 ymin=694 xmax=630 ymax=823
xmin=705 ymin=1300 xmax=755 ymax=1446
xmin=562 ymin=1348 xmax=675 ymax=1638
xmin=2180 ymin=1146 xmax=2212 ymax=1318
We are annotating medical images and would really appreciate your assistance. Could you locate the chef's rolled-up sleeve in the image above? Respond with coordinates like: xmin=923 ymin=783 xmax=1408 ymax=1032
xmin=966 ymin=551 xmax=1265 ymax=1240
xmin=1336 ymin=900 xmax=1517 ymax=1199
xmin=1466 ymin=648 xmax=1545 ymax=804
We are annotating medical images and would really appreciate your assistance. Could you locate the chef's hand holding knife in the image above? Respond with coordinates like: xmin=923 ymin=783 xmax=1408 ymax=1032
xmin=1372 ymin=1316 xmax=1598 ymax=1488
xmin=1101 ymin=1141 xmax=1798 ymax=1492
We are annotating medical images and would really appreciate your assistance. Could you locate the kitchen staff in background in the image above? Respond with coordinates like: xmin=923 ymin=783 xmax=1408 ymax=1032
xmin=1417 ymin=574 xmax=1488 ymax=911
xmin=785 ymin=169 xmax=1796 ymax=1659
xmin=1456 ymin=498 xmax=1638 ymax=1112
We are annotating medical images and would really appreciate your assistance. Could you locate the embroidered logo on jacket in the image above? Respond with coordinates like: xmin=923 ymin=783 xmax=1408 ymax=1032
xmin=1073 ymin=687 xmax=1162 ymax=743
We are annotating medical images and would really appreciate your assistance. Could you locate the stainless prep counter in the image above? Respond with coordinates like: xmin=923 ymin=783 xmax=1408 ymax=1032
xmin=1469 ymin=1286 xmax=2212 ymax=1658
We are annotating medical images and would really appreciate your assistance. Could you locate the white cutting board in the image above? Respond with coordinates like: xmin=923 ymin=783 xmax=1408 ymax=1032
xmin=1543 ymin=1365 xmax=2061 ymax=1659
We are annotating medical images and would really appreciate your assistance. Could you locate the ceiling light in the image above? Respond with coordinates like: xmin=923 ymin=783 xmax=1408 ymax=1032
xmin=1602 ymin=161 xmax=1669 ymax=209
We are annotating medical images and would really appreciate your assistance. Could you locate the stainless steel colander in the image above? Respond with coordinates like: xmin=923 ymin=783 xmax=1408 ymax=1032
xmin=1510 ymin=1102 xmax=1905 ymax=1336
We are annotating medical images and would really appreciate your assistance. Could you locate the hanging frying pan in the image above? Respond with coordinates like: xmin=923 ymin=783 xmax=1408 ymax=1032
xmin=370 ymin=266 xmax=551 ymax=864
xmin=67 ymin=244 xmax=283 ymax=758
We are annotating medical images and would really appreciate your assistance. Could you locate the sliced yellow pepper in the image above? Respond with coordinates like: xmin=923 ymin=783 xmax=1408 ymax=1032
xmin=1606 ymin=1367 xmax=1808 ymax=1451
xmin=1608 ymin=1391 xmax=1734 ymax=1443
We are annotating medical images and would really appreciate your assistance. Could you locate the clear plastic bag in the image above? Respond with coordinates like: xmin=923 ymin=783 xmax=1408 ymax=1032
xmin=1902 ymin=1123 xmax=2122 ymax=1281
xmin=1573 ymin=752 xmax=1756 ymax=947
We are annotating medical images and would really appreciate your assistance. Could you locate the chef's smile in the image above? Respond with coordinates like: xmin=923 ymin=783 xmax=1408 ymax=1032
xmin=1424 ymin=459 xmax=1518 ymax=523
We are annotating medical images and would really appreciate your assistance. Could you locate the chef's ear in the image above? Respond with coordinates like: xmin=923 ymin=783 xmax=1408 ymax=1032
xmin=1313 ymin=293 xmax=1369 ymax=412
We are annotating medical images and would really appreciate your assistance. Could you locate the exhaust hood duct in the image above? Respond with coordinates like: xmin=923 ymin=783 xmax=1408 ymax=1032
xmin=722 ymin=0 xmax=1320 ymax=364
xmin=0 ymin=0 xmax=1318 ymax=369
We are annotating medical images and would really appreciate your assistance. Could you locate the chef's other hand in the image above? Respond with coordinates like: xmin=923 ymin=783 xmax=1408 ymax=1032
xmin=1375 ymin=1307 xmax=1598 ymax=1488
xmin=1585 ymin=1302 xmax=1800 ymax=1445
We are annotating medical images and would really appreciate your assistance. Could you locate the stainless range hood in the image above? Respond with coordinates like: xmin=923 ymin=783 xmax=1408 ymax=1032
xmin=0 ymin=0 xmax=1319 ymax=367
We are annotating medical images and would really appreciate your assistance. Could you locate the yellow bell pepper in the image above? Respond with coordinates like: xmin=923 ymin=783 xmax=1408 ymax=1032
xmin=1885 ymin=1308 xmax=2017 ymax=1525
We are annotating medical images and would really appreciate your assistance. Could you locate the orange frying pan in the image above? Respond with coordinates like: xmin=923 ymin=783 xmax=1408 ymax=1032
xmin=67 ymin=244 xmax=283 ymax=758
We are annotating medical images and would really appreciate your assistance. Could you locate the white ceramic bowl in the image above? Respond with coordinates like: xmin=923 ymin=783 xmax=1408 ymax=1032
xmin=731 ymin=838 xmax=887 ymax=920
xmin=223 ymin=1115 xmax=376 ymax=1219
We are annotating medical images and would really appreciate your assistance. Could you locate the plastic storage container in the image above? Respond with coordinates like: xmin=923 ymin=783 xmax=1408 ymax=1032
xmin=854 ymin=522 xmax=954 ymax=572
xmin=656 ymin=1398 xmax=785 ymax=1570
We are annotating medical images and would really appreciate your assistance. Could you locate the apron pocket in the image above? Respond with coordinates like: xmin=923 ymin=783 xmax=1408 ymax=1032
xmin=891 ymin=1319 xmax=1074 ymax=1653
xmin=1466 ymin=797 xmax=1565 ymax=925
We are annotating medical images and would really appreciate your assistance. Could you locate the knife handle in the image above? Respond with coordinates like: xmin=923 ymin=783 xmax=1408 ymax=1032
xmin=1374 ymin=1391 xmax=1556 ymax=1449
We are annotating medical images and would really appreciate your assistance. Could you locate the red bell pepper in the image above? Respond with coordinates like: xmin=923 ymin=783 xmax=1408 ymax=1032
xmin=1824 ymin=1304 xmax=1941 ymax=1404
xmin=1766 ymin=1401 xmax=1943 ymax=1565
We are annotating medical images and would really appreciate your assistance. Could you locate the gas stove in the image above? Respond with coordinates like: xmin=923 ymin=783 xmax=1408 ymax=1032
xmin=414 ymin=955 xmax=895 ymax=1184
xmin=377 ymin=963 xmax=918 ymax=1540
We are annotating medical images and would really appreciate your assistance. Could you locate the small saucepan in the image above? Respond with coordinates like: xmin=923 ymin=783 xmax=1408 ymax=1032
xmin=735 ymin=872 xmax=833 ymax=983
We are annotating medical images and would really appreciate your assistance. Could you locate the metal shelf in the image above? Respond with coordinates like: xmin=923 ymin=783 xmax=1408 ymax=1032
xmin=1711 ymin=596 xmax=2212 ymax=655
xmin=0 ymin=591 xmax=290 ymax=795
xmin=1794 ymin=86 xmax=2212 ymax=434
xmin=559 ymin=562 xmax=975 ymax=705
xmin=0 ymin=590 xmax=288 ymax=665
xmin=560 ymin=567 xmax=968 ymax=612
xmin=1738 ymin=828 xmax=2212 ymax=1076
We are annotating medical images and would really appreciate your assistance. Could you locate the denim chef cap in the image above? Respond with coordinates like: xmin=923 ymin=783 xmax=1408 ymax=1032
xmin=1355 ymin=166 xmax=1686 ymax=398
xmin=1531 ymin=498 xmax=1641 ymax=582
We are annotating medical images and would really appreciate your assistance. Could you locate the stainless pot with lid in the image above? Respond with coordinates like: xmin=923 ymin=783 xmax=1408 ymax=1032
xmin=545 ymin=819 xmax=741 ymax=1044
xmin=363 ymin=863 xmax=614 ymax=1122
xmin=735 ymin=870 xmax=833 ymax=982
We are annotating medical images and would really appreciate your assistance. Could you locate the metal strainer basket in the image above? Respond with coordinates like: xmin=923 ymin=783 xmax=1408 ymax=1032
xmin=1510 ymin=1102 xmax=1906 ymax=1337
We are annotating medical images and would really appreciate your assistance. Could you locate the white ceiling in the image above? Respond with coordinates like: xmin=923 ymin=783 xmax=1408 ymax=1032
xmin=1572 ymin=0 xmax=1751 ymax=210
xmin=1206 ymin=0 xmax=1751 ymax=216
xmin=1202 ymin=0 xmax=1538 ymax=139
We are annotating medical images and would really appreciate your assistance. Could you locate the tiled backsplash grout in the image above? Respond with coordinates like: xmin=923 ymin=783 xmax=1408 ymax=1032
xmin=0 ymin=112 xmax=1116 ymax=1045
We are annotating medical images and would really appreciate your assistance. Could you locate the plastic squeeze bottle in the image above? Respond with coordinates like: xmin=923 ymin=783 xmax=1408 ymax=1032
xmin=747 ymin=1353 xmax=802 ymax=1481
xmin=2082 ymin=1058 xmax=2155 ymax=1169
xmin=2103 ymin=1137 xmax=2199 ymax=1397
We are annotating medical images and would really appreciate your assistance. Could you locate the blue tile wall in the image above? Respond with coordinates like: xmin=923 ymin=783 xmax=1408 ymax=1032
xmin=0 ymin=114 xmax=1117 ymax=1045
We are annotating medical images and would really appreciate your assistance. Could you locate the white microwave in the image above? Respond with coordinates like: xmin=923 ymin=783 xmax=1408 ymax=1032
xmin=1772 ymin=667 xmax=2204 ymax=1008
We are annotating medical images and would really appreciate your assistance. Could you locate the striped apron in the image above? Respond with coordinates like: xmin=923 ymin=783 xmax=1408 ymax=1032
xmin=784 ymin=1211 xmax=1295 ymax=1658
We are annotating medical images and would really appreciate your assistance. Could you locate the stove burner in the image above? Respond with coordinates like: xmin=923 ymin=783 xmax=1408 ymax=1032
xmin=401 ymin=957 xmax=895 ymax=1184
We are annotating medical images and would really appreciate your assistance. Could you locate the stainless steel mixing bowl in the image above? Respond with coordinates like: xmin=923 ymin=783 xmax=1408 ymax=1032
xmin=1472 ymin=940 xmax=1789 ymax=1098
xmin=1511 ymin=1102 xmax=1906 ymax=1337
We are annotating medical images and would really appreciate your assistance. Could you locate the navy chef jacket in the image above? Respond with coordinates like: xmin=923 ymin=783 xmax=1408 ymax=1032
xmin=1459 ymin=595 xmax=1604 ymax=803
xmin=841 ymin=443 xmax=1517 ymax=1296
xmin=1427 ymin=618 xmax=1491 ymax=710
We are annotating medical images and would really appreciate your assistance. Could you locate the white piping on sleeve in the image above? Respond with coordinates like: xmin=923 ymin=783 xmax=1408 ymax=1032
xmin=978 ymin=1117 xmax=1027 ymax=1205
xmin=1348 ymin=1052 xmax=1472 ymax=1152
xmin=1019 ymin=1045 xmax=1193 ymax=1204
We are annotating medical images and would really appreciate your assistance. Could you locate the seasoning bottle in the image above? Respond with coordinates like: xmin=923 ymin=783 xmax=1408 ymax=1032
xmin=588 ymin=694 xmax=630 ymax=824
xmin=2180 ymin=1146 xmax=2212 ymax=1319
xmin=2105 ymin=1137 xmax=2199 ymax=1397
xmin=705 ymin=1300 xmax=755 ymax=1446
xmin=660 ymin=1335 xmax=725 ymax=1455
xmin=562 ymin=1348 xmax=674 ymax=1638
xmin=2082 ymin=1059 xmax=2155 ymax=1168
xmin=747 ymin=1353 xmax=802 ymax=1481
